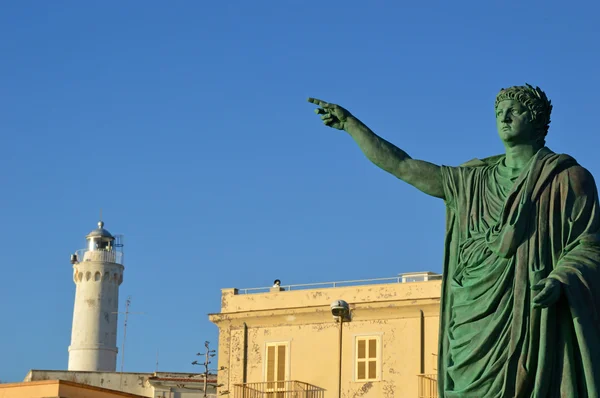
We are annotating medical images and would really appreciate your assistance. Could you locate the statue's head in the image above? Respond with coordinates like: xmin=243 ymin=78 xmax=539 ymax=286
xmin=494 ymin=84 xmax=552 ymax=146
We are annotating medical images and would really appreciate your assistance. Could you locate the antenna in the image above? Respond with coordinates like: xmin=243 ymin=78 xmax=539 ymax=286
xmin=99 ymin=208 xmax=103 ymax=222
xmin=156 ymin=349 xmax=159 ymax=372
xmin=192 ymin=341 xmax=217 ymax=398
xmin=112 ymin=296 xmax=145 ymax=388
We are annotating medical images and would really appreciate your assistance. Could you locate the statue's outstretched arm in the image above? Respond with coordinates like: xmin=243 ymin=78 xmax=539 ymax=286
xmin=308 ymin=98 xmax=444 ymax=199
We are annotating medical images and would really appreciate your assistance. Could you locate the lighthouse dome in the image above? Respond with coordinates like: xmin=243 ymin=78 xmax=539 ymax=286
xmin=86 ymin=221 xmax=114 ymax=240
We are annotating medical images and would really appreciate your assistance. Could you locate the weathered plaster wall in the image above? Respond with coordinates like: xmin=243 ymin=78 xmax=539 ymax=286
xmin=0 ymin=380 xmax=144 ymax=398
xmin=210 ymin=280 xmax=441 ymax=398
xmin=25 ymin=370 xmax=151 ymax=396
xmin=23 ymin=370 xmax=217 ymax=398
xmin=219 ymin=281 xmax=440 ymax=313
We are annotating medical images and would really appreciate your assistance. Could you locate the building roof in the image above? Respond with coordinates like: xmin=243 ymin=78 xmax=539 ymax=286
xmin=148 ymin=376 xmax=218 ymax=383
xmin=0 ymin=379 xmax=146 ymax=398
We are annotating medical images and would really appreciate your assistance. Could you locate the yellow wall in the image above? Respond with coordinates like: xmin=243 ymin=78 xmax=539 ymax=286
xmin=210 ymin=279 xmax=441 ymax=398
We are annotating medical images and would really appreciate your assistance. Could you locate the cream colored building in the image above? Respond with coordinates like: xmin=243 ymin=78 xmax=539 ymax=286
xmin=0 ymin=379 xmax=145 ymax=398
xmin=209 ymin=272 xmax=441 ymax=398
xmin=24 ymin=370 xmax=217 ymax=398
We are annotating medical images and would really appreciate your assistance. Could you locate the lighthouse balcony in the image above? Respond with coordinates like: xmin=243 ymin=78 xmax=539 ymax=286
xmin=75 ymin=248 xmax=124 ymax=265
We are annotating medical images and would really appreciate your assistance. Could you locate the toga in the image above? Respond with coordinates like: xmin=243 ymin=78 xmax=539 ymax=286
xmin=437 ymin=147 xmax=600 ymax=397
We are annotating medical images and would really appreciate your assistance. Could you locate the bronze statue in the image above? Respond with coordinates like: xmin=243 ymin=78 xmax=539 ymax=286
xmin=309 ymin=85 xmax=600 ymax=397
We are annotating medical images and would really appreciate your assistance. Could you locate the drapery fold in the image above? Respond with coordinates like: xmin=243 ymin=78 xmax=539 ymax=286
xmin=437 ymin=147 xmax=600 ymax=397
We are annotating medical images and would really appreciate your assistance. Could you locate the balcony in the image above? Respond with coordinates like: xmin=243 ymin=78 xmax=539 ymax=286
xmin=233 ymin=381 xmax=325 ymax=398
xmin=417 ymin=373 xmax=438 ymax=398
xmin=76 ymin=248 xmax=124 ymax=265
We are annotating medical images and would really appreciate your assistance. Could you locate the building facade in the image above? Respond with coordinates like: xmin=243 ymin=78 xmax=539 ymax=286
xmin=209 ymin=272 xmax=441 ymax=398
xmin=24 ymin=370 xmax=217 ymax=398
xmin=0 ymin=379 xmax=145 ymax=398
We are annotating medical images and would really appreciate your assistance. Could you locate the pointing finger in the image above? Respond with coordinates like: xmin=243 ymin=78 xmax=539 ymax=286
xmin=308 ymin=97 xmax=332 ymax=108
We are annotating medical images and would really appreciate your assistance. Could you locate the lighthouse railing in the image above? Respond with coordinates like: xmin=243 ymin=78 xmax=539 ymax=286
xmin=75 ymin=248 xmax=124 ymax=265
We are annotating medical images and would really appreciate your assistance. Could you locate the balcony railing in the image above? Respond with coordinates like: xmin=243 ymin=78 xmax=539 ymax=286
xmin=237 ymin=272 xmax=442 ymax=294
xmin=76 ymin=249 xmax=124 ymax=265
xmin=417 ymin=373 xmax=438 ymax=398
xmin=233 ymin=381 xmax=325 ymax=398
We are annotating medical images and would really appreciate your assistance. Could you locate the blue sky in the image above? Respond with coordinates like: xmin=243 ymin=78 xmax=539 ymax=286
xmin=1 ymin=0 xmax=599 ymax=382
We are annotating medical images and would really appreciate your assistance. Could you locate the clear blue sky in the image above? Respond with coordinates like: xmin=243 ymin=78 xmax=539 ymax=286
xmin=1 ymin=0 xmax=599 ymax=382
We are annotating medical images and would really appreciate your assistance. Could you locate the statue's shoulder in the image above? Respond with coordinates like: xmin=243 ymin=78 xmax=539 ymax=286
xmin=459 ymin=154 xmax=504 ymax=168
xmin=542 ymin=150 xmax=596 ymax=192
xmin=561 ymin=162 xmax=597 ymax=196
xmin=541 ymin=149 xmax=580 ymax=173
xmin=558 ymin=157 xmax=594 ymax=184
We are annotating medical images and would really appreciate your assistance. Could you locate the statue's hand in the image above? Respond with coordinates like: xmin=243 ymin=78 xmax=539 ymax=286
xmin=531 ymin=278 xmax=562 ymax=309
xmin=308 ymin=97 xmax=353 ymax=131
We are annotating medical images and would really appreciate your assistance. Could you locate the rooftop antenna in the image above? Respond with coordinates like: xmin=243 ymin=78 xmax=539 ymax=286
xmin=156 ymin=349 xmax=159 ymax=372
xmin=192 ymin=341 xmax=217 ymax=398
xmin=112 ymin=296 xmax=145 ymax=388
xmin=99 ymin=208 xmax=102 ymax=222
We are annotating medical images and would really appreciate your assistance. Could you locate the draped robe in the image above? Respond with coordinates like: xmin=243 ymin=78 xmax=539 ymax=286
xmin=437 ymin=147 xmax=600 ymax=397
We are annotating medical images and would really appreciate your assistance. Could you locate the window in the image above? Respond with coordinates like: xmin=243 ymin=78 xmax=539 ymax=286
xmin=265 ymin=342 xmax=289 ymax=393
xmin=355 ymin=336 xmax=380 ymax=381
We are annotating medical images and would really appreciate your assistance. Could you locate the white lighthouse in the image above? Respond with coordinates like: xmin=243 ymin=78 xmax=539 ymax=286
xmin=68 ymin=221 xmax=124 ymax=371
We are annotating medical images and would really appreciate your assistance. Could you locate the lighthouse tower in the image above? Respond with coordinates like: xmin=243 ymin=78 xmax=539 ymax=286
xmin=68 ymin=221 xmax=124 ymax=371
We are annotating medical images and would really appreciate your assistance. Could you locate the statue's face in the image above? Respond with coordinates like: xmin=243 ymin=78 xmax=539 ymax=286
xmin=495 ymin=99 xmax=536 ymax=145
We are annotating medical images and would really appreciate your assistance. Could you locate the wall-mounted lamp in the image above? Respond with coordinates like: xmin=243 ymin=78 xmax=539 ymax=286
xmin=330 ymin=299 xmax=351 ymax=321
xmin=331 ymin=299 xmax=351 ymax=398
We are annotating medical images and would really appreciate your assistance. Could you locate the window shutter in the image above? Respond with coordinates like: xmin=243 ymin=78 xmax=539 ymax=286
xmin=356 ymin=336 xmax=380 ymax=381
xmin=266 ymin=345 xmax=276 ymax=382
xmin=368 ymin=339 xmax=377 ymax=358
xmin=358 ymin=339 xmax=366 ymax=359
xmin=265 ymin=342 xmax=289 ymax=391
xmin=368 ymin=338 xmax=377 ymax=378
xmin=277 ymin=345 xmax=286 ymax=381
xmin=368 ymin=359 xmax=377 ymax=379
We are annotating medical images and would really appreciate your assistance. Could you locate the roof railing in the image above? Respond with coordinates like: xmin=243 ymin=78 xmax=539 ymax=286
xmin=236 ymin=272 xmax=441 ymax=295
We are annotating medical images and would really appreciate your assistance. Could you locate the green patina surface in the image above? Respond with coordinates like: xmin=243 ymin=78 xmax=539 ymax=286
xmin=309 ymin=85 xmax=600 ymax=397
